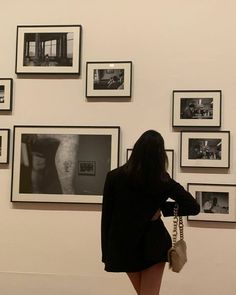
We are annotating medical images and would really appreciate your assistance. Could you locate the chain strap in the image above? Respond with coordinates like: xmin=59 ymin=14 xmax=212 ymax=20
xmin=172 ymin=204 xmax=184 ymax=247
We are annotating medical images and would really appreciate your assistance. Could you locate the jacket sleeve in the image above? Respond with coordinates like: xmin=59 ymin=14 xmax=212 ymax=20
xmin=101 ymin=171 xmax=114 ymax=262
xmin=161 ymin=179 xmax=200 ymax=217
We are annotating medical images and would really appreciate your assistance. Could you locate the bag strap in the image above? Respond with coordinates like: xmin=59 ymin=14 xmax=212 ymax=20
xmin=172 ymin=203 xmax=184 ymax=247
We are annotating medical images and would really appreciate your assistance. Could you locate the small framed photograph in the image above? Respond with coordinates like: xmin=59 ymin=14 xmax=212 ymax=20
xmin=0 ymin=78 xmax=13 ymax=111
xmin=180 ymin=131 xmax=230 ymax=168
xmin=86 ymin=61 xmax=132 ymax=98
xmin=78 ymin=161 xmax=96 ymax=176
xmin=15 ymin=25 xmax=82 ymax=74
xmin=126 ymin=148 xmax=174 ymax=178
xmin=0 ymin=129 xmax=10 ymax=164
xmin=172 ymin=90 xmax=221 ymax=127
xmin=187 ymin=183 xmax=236 ymax=222
xmin=11 ymin=126 xmax=120 ymax=204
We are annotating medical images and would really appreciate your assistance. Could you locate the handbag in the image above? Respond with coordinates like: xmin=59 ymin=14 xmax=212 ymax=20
xmin=168 ymin=203 xmax=187 ymax=273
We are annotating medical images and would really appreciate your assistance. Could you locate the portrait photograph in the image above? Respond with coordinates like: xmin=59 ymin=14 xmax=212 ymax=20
xmin=172 ymin=90 xmax=221 ymax=127
xmin=188 ymin=183 xmax=236 ymax=222
xmin=86 ymin=61 xmax=132 ymax=98
xmin=180 ymin=131 xmax=230 ymax=168
xmin=11 ymin=126 xmax=120 ymax=203
xmin=0 ymin=78 xmax=13 ymax=111
xmin=15 ymin=25 xmax=82 ymax=74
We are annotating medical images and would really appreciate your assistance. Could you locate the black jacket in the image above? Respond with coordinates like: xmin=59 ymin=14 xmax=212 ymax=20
xmin=101 ymin=166 xmax=200 ymax=272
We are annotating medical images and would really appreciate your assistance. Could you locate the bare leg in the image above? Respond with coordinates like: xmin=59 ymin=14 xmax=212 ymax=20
xmin=127 ymin=272 xmax=141 ymax=294
xmin=140 ymin=263 xmax=166 ymax=295
xmin=54 ymin=135 xmax=79 ymax=194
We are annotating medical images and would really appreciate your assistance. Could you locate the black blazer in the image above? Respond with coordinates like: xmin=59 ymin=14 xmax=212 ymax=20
xmin=101 ymin=166 xmax=200 ymax=272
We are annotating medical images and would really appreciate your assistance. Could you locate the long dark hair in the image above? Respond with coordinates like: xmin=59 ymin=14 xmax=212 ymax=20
xmin=125 ymin=130 xmax=169 ymax=188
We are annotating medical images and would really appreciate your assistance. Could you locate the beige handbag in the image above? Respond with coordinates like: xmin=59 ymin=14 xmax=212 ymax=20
xmin=168 ymin=204 xmax=187 ymax=273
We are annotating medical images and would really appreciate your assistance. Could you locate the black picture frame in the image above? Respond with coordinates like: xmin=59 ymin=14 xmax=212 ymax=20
xmin=0 ymin=129 xmax=10 ymax=164
xmin=15 ymin=25 xmax=82 ymax=75
xmin=172 ymin=90 xmax=222 ymax=127
xmin=126 ymin=148 xmax=174 ymax=178
xmin=180 ymin=131 xmax=230 ymax=168
xmin=11 ymin=125 xmax=120 ymax=204
xmin=86 ymin=61 xmax=132 ymax=98
xmin=0 ymin=78 xmax=13 ymax=111
xmin=187 ymin=183 xmax=236 ymax=222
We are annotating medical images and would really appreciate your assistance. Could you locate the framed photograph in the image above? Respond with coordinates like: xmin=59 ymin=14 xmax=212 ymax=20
xmin=15 ymin=25 xmax=82 ymax=74
xmin=86 ymin=61 xmax=132 ymax=98
xmin=11 ymin=126 xmax=120 ymax=204
xmin=172 ymin=90 xmax=221 ymax=127
xmin=0 ymin=78 xmax=13 ymax=111
xmin=0 ymin=129 xmax=10 ymax=164
xmin=180 ymin=131 xmax=230 ymax=168
xmin=187 ymin=183 xmax=236 ymax=222
xmin=126 ymin=148 xmax=174 ymax=178
xmin=78 ymin=161 xmax=96 ymax=176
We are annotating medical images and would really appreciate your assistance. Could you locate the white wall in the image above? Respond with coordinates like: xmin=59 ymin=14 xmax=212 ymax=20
xmin=1 ymin=0 xmax=236 ymax=294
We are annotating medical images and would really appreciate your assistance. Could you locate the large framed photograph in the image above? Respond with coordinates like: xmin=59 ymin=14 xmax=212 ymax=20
xmin=126 ymin=148 xmax=174 ymax=178
xmin=0 ymin=78 xmax=13 ymax=111
xmin=187 ymin=183 xmax=236 ymax=222
xmin=172 ymin=90 xmax=221 ymax=127
xmin=0 ymin=129 xmax=10 ymax=164
xmin=15 ymin=25 xmax=82 ymax=74
xmin=86 ymin=61 xmax=132 ymax=98
xmin=11 ymin=126 xmax=120 ymax=204
xmin=180 ymin=131 xmax=230 ymax=168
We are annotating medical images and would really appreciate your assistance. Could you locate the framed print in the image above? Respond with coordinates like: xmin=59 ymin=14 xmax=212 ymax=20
xmin=172 ymin=90 xmax=221 ymax=127
xmin=86 ymin=61 xmax=132 ymax=98
xmin=126 ymin=148 xmax=174 ymax=178
xmin=15 ymin=25 xmax=82 ymax=74
xmin=0 ymin=78 xmax=13 ymax=111
xmin=11 ymin=126 xmax=120 ymax=204
xmin=78 ymin=161 xmax=96 ymax=176
xmin=187 ymin=183 xmax=236 ymax=222
xmin=180 ymin=131 xmax=230 ymax=168
xmin=0 ymin=129 xmax=10 ymax=164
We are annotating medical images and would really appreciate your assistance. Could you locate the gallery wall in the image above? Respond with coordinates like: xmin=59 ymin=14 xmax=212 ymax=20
xmin=1 ymin=0 xmax=236 ymax=294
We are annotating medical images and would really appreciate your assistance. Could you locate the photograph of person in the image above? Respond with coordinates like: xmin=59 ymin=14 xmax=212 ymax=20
xmin=188 ymin=138 xmax=222 ymax=160
xmin=180 ymin=98 xmax=213 ymax=119
xmin=196 ymin=191 xmax=229 ymax=214
xmin=93 ymin=69 xmax=124 ymax=90
xmin=19 ymin=133 xmax=111 ymax=195
xmin=0 ymin=85 xmax=4 ymax=103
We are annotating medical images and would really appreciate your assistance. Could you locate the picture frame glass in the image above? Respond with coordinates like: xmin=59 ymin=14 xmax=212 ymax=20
xmin=0 ymin=79 xmax=12 ymax=111
xmin=0 ymin=129 xmax=10 ymax=164
xmin=181 ymin=131 xmax=230 ymax=168
xmin=16 ymin=25 xmax=82 ymax=74
xmin=11 ymin=126 xmax=120 ymax=203
xmin=86 ymin=62 xmax=132 ymax=97
xmin=188 ymin=184 xmax=236 ymax=222
xmin=172 ymin=90 xmax=221 ymax=127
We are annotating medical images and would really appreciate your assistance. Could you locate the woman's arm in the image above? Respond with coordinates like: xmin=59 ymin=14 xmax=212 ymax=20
xmin=161 ymin=180 xmax=200 ymax=217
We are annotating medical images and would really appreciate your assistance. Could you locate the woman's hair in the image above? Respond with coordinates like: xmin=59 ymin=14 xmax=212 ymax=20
xmin=125 ymin=130 xmax=169 ymax=187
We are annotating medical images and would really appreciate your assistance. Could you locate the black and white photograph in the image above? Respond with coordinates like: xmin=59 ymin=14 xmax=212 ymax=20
xmin=187 ymin=184 xmax=236 ymax=222
xmin=78 ymin=161 xmax=96 ymax=176
xmin=0 ymin=129 xmax=10 ymax=164
xmin=0 ymin=79 xmax=13 ymax=111
xmin=15 ymin=25 xmax=82 ymax=74
xmin=172 ymin=90 xmax=221 ymax=127
xmin=181 ymin=131 xmax=230 ymax=168
xmin=126 ymin=148 xmax=174 ymax=178
xmin=11 ymin=126 xmax=120 ymax=203
xmin=86 ymin=61 xmax=132 ymax=98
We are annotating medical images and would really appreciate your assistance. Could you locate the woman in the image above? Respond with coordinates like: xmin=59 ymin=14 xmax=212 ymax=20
xmin=101 ymin=130 xmax=200 ymax=295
